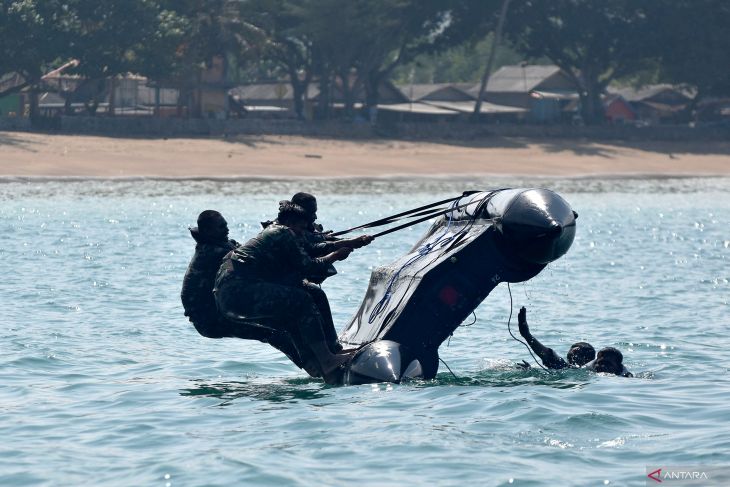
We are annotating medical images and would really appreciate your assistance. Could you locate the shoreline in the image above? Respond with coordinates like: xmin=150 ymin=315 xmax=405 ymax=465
xmin=2 ymin=173 xmax=730 ymax=182
xmin=2 ymin=131 xmax=730 ymax=178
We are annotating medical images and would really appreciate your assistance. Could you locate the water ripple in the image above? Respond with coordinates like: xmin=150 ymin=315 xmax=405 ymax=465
xmin=1 ymin=178 xmax=729 ymax=486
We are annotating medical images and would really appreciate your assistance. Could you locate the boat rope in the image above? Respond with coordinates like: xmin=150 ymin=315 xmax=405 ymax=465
xmin=327 ymin=191 xmax=481 ymax=237
xmin=367 ymin=198 xmax=460 ymax=324
xmin=369 ymin=204 xmax=461 ymax=238
xmin=367 ymin=191 xmax=500 ymax=325
xmin=506 ymin=283 xmax=548 ymax=371
xmin=439 ymin=357 xmax=459 ymax=380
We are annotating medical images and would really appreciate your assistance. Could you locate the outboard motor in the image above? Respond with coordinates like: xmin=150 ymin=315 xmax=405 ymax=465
xmin=333 ymin=189 xmax=576 ymax=385
xmin=342 ymin=341 xmax=424 ymax=385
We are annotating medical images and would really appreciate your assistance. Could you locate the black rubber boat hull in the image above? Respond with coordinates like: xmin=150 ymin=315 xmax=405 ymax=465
xmin=334 ymin=188 xmax=576 ymax=385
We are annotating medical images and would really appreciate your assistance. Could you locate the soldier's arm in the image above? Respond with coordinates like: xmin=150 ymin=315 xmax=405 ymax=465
xmin=306 ymin=235 xmax=371 ymax=256
xmin=518 ymin=307 xmax=568 ymax=369
xmin=285 ymin=230 xmax=346 ymax=275
xmin=307 ymin=240 xmax=336 ymax=256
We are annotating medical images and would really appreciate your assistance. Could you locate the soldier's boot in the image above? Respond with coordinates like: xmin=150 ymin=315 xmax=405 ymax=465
xmin=308 ymin=341 xmax=354 ymax=383
xmin=297 ymin=310 xmax=353 ymax=382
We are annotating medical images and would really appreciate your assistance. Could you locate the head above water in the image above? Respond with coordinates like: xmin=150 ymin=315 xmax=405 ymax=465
xmin=567 ymin=341 xmax=595 ymax=366
xmin=594 ymin=347 xmax=624 ymax=375
xmin=197 ymin=210 xmax=229 ymax=241
xmin=291 ymin=192 xmax=317 ymax=221
xmin=277 ymin=202 xmax=310 ymax=234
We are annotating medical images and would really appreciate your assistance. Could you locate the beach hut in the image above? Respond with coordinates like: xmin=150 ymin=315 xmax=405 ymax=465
xmin=603 ymin=94 xmax=636 ymax=124
xmin=392 ymin=82 xmax=526 ymax=122
xmin=469 ymin=64 xmax=579 ymax=122
xmin=228 ymin=82 xmax=311 ymax=116
xmin=397 ymin=83 xmax=474 ymax=103
xmin=608 ymin=84 xmax=693 ymax=124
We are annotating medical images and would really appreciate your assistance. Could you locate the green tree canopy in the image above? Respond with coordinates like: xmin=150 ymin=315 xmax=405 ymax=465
xmin=0 ymin=0 xmax=71 ymax=92
xmin=649 ymin=0 xmax=730 ymax=99
xmin=504 ymin=0 xmax=652 ymax=124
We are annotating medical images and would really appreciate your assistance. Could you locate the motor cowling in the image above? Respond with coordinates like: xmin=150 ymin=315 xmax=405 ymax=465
xmin=340 ymin=340 xmax=424 ymax=385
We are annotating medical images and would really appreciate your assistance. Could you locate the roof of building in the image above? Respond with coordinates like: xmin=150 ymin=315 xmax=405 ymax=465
xmin=472 ymin=65 xmax=564 ymax=94
xmin=530 ymin=90 xmax=578 ymax=100
xmin=40 ymin=59 xmax=79 ymax=80
xmin=423 ymin=100 xmax=527 ymax=114
xmin=377 ymin=102 xmax=461 ymax=115
xmin=607 ymin=84 xmax=694 ymax=103
xmin=230 ymin=83 xmax=319 ymax=101
xmin=395 ymin=83 xmax=475 ymax=102
xmin=1 ymin=60 xmax=80 ymax=95
xmin=0 ymin=72 xmax=26 ymax=94
xmin=636 ymin=100 xmax=687 ymax=113
xmin=231 ymin=79 xmax=407 ymax=104
xmin=359 ymin=80 xmax=409 ymax=104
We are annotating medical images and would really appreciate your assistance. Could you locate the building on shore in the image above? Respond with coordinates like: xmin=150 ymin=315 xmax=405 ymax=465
xmin=607 ymin=84 xmax=694 ymax=124
xmin=470 ymin=64 xmax=579 ymax=123
xmin=602 ymin=94 xmax=637 ymax=124
xmin=392 ymin=82 xmax=527 ymax=122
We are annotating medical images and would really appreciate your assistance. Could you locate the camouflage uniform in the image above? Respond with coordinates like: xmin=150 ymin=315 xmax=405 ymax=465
xmin=214 ymin=224 xmax=338 ymax=366
xmin=300 ymin=223 xmax=341 ymax=283
xmin=180 ymin=227 xmax=237 ymax=338
xmin=301 ymin=281 xmax=341 ymax=353
xmin=298 ymin=223 xmax=341 ymax=351
xmin=262 ymin=219 xmax=338 ymax=283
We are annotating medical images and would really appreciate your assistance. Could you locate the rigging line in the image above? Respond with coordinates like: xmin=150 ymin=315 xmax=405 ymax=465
xmin=328 ymin=194 xmax=464 ymax=237
xmin=370 ymin=188 xmax=504 ymax=239
xmin=373 ymin=222 xmax=478 ymax=332
xmin=448 ymin=309 xmax=478 ymax=346
xmin=323 ymin=206 xmax=452 ymax=238
xmin=439 ymin=357 xmax=458 ymax=380
xmin=368 ymin=203 xmax=461 ymax=238
xmin=373 ymin=217 xmax=487 ymax=336
xmin=368 ymin=198 xmax=461 ymax=323
xmin=333 ymin=187 xmax=504 ymax=238
xmin=342 ymin=196 xmax=484 ymax=240
xmin=462 ymin=311 xmax=478 ymax=327
xmin=368 ymin=191 xmax=498 ymax=325
xmin=506 ymin=282 xmax=548 ymax=371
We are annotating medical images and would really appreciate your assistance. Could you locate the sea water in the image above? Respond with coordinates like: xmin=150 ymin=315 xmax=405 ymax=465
xmin=1 ymin=177 xmax=729 ymax=486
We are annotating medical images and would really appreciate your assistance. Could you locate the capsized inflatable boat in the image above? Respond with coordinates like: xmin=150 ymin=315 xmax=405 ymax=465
xmin=334 ymin=188 xmax=577 ymax=385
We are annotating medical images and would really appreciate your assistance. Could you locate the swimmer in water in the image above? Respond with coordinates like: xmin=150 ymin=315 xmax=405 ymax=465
xmin=517 ymin=307 xmax=632 ymax=377
xmin=584 ymin=347 xmax=633 ymax=377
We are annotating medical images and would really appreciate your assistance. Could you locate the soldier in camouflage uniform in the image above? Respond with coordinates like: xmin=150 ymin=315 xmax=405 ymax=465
xmin=215 ymin=202 xmax=362 ymax=381
xmin=262 ymin=193 xmax=373 ymax=353
xmin=181 ymin=210 xmax=238 ymax=338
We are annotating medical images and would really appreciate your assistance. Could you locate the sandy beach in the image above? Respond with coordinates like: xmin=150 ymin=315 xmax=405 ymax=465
xmin=2 ymin=131 xmax=730 ymax=178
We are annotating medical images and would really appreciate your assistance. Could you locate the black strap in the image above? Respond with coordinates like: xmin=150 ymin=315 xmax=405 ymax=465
xmin=371 ymin=197 xmax=489 ymax=238
xmin=329 ymin=191 xmax=480 ymax=237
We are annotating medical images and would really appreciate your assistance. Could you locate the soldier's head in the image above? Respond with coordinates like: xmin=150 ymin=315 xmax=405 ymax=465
xmin=567 ymin=342 xmax=595 ymax=366
xmin=593 ymin=347 xmax=625 ymax=375
xmin=291 ymin=192 xmax=317 ymax=223
xmin=277 ymin=202 xmax=309 ymax=235
xmin=197 ymin=210 xmax=229 ymax=241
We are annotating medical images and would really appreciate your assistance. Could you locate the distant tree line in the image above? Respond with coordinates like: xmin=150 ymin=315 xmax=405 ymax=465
xmin=1 ymin=0 xmax=729 ymax=124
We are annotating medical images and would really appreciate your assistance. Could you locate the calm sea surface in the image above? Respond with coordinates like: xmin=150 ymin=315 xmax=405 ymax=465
xmin=1 ymin=177 xmax=729 ymax=486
